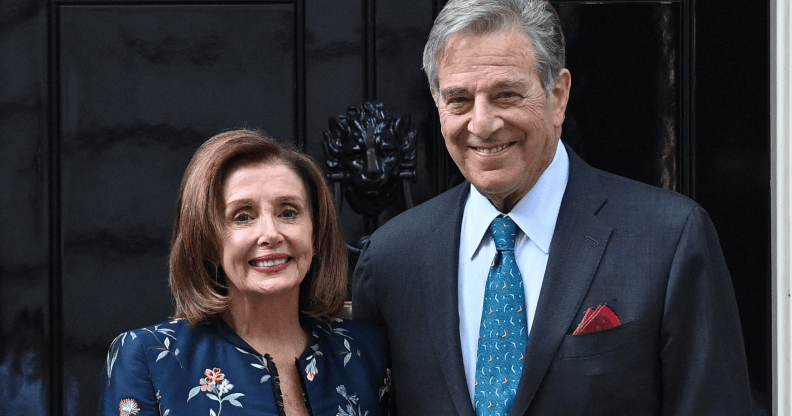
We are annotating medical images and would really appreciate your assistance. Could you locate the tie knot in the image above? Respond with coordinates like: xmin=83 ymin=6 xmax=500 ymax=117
xmin=490 ymin=217 xmax=518 ymax=251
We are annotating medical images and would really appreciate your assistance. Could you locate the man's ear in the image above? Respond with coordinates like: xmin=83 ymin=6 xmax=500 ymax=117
xmin=430 ymin=88 xmax=439 ymax=107
xmin=551 ymin=69 xmax=571 ymax=128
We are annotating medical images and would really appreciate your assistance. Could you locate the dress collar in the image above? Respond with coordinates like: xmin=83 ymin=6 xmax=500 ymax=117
xmin=214 ymin=315 xmax=326 ymax=360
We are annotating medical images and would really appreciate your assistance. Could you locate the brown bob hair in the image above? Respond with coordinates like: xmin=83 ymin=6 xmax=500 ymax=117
xmin=169 ymin=129 xmax=348 ymax=325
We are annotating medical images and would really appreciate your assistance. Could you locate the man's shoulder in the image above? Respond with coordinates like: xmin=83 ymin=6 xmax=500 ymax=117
xmin=565 ymin=143 xmax=699 ymax=215
xmin=577 ymin=166 xmax=706 ymax=232
xmin=564 ymin=144 xmax=696 ymax=209
xmin=595 ymin=169 xmax=697 ymax=210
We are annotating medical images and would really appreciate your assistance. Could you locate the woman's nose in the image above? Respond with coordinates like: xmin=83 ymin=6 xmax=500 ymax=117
xmin=256 ymin=216 xmax=281 ymax=246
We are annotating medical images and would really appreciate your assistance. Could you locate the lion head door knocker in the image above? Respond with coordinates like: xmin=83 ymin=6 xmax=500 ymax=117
xmin=323 ymin=101 xmax=417 ymax=253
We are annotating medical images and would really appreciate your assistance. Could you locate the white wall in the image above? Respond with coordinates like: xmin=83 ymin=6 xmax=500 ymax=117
xmin=772 ymin=0 xmax=792 ymax=414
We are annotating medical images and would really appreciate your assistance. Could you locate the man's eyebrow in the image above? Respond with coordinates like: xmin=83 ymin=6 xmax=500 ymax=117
xmin=494 ymin=79 xmax=528 ymax=89
xmin=440 ymin=86 xmax=467 ymax=100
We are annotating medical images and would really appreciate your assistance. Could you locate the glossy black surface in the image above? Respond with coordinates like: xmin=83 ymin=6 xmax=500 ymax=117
xmin=0 ymin=0 xmax=51 ymax=413
xmin=695 ymin=0 xmax=770 ymax=403
xmin=0 ymin=0 xmax=771 ymax=414
xmin=560 ymin=3 xmax=683 ymax=191
xmin=58 ymin=4 xmax=296 ymax=413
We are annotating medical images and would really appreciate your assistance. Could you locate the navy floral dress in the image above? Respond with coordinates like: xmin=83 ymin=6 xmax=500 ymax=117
xmin=99 ymin=316 xmax=391 ymax=416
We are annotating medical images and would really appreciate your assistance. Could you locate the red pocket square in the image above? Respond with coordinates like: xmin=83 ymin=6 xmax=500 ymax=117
xmin=573 ymin=304 xmax=621 ymax=335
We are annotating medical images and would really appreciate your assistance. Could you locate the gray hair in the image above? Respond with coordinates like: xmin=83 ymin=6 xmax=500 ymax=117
xmin=422 ymin=0 xmax=565 ymax=96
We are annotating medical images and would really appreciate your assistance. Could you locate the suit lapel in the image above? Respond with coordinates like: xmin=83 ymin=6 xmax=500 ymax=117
xmin=421 ymin=183 xmax=478 ymax=416
xmin=510 ymin=146 xmax=613 ymax=414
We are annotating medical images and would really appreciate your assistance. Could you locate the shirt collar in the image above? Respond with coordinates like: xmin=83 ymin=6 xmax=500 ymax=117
xmin=463 ymin=142 xmax=570 ymax=257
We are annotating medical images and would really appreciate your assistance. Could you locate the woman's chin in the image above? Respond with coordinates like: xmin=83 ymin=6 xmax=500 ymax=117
xmin=230 ymin=278 xmax=304 ymax=301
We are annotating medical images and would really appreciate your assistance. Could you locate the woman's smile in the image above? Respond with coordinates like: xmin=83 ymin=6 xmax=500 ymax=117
xmin=249 ymin=254 xmax=292 ymax=272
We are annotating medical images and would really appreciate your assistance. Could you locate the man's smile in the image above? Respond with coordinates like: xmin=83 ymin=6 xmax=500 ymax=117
xmin=472 ymin=142 xmax=515 ymax=154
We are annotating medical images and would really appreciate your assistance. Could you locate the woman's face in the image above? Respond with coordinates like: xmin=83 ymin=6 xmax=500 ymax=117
xmin=219 ymin=162 xmax=314 ymax=300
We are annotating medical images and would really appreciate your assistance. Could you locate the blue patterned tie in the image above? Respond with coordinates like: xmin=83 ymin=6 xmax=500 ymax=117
xmin=474 ymin=216 xmax=527 ymax=415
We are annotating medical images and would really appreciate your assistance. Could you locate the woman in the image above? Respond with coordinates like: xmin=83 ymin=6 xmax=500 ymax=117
xmin=100 ymin=129 xmax=390 ymax=416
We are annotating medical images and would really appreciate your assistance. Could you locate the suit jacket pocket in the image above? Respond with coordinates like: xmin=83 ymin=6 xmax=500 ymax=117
xmin=558 ymin=319 xmax=641 ymax=359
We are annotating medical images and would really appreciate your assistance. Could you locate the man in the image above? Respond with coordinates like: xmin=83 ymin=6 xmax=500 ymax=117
xmin=352 ymin=0 xmax=752 ymax=414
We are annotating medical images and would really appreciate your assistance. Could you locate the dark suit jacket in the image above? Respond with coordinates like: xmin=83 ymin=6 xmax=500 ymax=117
xmin=352 ymin=144 xmax=752 ymax=415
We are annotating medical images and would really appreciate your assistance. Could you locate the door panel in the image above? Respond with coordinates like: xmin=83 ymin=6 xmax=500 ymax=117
xmin=561 ymin=3 xmax=684 ymax=191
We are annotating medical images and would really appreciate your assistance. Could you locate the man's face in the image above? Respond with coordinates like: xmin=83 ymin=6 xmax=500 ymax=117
xmin=433 ymin=29 xmax=570 ymax=212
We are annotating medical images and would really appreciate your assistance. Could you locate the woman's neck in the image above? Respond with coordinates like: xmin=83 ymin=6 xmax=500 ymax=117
xmin=220 ymin=290 xmax=310 ymax=359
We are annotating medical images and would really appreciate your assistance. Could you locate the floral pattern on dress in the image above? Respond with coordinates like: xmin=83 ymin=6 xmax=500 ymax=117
xmin=106 ymin=320 xmax=182 ymax=385
xmin=315 ymin=317 xmax=353 ymax=339
xmin=187 ymin=367 xmax=245 ymax=416
xmin=304 ymin=344 xmax=322 ymax=381
xmin=379 ymin=368 xmax=391 ymax=400
xmin=156 ymin=390 xmax=170 ymax=416
xmin=235 ymin=347 xmax=272 ymax=384
xmin=304 ymin=317 xmax=356 ymax=381
xmin=144 ymin=324 xmax=181 ymax=366
xmin=335 ymin=385 xmax=369 ymax=416
xmin=119 ymin=398 xmax=140 ymax=416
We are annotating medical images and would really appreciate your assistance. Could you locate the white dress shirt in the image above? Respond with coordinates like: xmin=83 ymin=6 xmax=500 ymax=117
xmin=458 ymin=143 xmax=569 ymax=403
